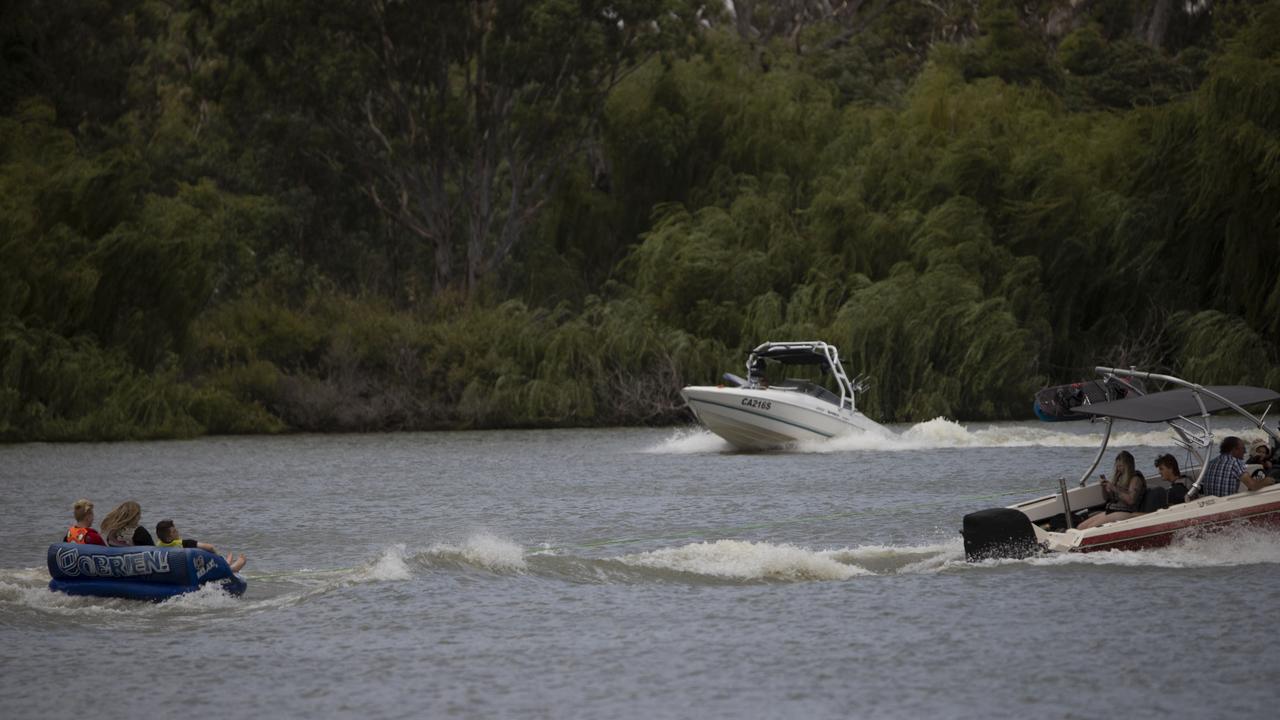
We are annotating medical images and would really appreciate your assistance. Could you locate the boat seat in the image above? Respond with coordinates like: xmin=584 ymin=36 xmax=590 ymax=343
xmin=1139 ymin=486 xmax=1168 ymax=513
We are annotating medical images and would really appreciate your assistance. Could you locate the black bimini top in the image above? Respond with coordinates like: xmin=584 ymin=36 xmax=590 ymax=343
xmin=1070 ymin=386 xmax=1280 ymax=423
xmin=753 ymin=345 xmax=829 ymax=365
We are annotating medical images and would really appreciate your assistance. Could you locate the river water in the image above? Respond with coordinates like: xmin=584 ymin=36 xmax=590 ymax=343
xmin=2 ymin=419 xmax=1277 ymax=719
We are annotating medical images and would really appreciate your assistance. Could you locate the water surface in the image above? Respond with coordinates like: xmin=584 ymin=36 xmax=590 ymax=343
xmin=2 ymin=419 xmax=1277 ymax=718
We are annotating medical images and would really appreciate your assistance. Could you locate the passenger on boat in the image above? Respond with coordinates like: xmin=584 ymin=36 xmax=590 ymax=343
xmin=63 ymin=498 xmax=106 ymax=546
xmin=99 ymin=501 xmax=155 ymax=547
xmin=1247 ymin=442 xmax=1272 ymax=472
xmin=1201 ymin=437 xmax=1275 ymax=497
xmin=155 ymin=519 xmax=215 ymax=551
xmin=155 ymin=520 xmax=248 ymax=572
xmin=1077 ymin=451 xmax=1146 ymax=529
xmin=1154 ymin=454 xmax=1189 ymax=505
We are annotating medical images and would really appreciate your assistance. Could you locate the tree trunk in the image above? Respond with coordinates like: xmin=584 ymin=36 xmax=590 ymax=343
xmin=1139 ymin=0 xmax=1174 ymax=49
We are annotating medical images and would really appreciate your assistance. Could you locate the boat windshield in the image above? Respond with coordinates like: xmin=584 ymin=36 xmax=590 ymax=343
xmin=773 ymin=379 xmax=841 ymax=406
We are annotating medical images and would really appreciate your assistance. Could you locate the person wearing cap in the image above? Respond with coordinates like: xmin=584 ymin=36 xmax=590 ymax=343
xmin=1247 ymin=441 xmax=1272 ymax=472
xmin=1201 ymin=436 xmax=1275 ymax=497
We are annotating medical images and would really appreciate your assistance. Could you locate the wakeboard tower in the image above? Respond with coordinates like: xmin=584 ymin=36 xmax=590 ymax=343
xmin=966 ymin=367 xmax=1280 ymax=561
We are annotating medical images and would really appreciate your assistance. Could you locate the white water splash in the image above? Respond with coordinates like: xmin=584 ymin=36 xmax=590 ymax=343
xmin=826 ymin=540 xmax=965 ymax=575
xmin=156 ymin=580 xmax=245 ymax=609
xmin=429 ymin=533 xmax=527 ymax=572
xmin=356 ymin=544 xmax=413 ymax=582
xmin=813 ymin=417 xmax=1183 ymax=452
xmin=643 ymin=427 xmax=731 ymax=454
xmin=618 ymin=539 xmax=870 ymax=581
xmin=658 ymin=417 xmax=1266 ymax=454
xmin=0 ymin=576 xmax=125 ymax=616
xmin=1012 ymin=525 xmax=1280 ymax=569
xmin=607 ymin=526 xmax=1280 ymax=581
xmin=0 ymin=567 xmax=248 ymax=616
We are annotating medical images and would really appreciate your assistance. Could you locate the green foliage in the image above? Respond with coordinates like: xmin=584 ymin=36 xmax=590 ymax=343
xmin=960 ymin=2 xmax=1060 ymax=88
xmin=0 ymin=318 xmax=279 ymax=441
xmin=1060 ymin=33 xmax=1198 ymax=110
xmin=4 ymin=0 xmax=1280 ymax=441
xmin=1172 ymin=310 xmax=1272 ymax=385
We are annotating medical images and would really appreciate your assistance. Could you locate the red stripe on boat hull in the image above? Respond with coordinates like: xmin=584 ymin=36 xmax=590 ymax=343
xmin=1076 ymin=499 xmax=1280 ymax=553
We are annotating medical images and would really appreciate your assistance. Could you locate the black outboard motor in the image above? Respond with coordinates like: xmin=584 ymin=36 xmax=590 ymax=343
xmin=963 ymin=508 xmax=1040 ymax=561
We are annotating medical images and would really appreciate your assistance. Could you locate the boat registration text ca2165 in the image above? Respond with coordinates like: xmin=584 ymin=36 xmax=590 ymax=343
xmin=741 ymin=397 xmax=772 ymax=411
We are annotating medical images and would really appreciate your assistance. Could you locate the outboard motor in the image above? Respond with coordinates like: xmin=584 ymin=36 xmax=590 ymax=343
xmin=963 ymin=508 xmax=1040 ymax=561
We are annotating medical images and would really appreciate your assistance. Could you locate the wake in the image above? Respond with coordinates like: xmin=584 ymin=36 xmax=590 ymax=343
xmin=646 ymin=417 xmax=1265 ymax=454
xmin=5 ymin=527 xmax=1275 ymax=616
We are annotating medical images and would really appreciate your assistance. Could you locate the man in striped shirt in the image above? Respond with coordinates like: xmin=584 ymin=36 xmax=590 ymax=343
xmin=1201 ymin=436 xmax=1275 ymax=496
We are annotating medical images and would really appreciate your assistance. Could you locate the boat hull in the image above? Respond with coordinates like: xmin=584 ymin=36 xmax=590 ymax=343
xmin=1065 ymin=492 xmax=1280 ymax=553
xmin=681 ymin=385 xmax=886 ymax=450
xmin=964 ymin=485 xmax=1280 ymax=559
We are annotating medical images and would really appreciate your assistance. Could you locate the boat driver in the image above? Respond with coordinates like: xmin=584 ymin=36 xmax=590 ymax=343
xmin=1200 ymin=436 xmax=1276 ymax=497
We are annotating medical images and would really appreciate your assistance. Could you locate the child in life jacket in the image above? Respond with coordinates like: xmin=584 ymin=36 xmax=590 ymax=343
xmin=63 ymin=499 xmax=106 ymax=545
xmin=155 ymin=519 xmax=247 ymax=572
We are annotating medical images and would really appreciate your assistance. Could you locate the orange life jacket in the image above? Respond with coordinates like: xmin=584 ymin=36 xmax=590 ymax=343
xmin=65 ymin=525 xmax=92 ymax=544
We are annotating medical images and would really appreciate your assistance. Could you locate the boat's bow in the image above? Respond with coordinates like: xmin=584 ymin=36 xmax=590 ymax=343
xmin=682 ymin=384 xmax=884 ymax=450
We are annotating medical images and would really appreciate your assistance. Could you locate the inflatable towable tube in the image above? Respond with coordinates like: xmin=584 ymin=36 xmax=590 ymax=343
xmin=47 ymin=543 xmax=247 ymax=601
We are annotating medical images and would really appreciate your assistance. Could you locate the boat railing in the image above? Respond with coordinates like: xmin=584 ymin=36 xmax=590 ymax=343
xmin=745 ymin=341 xmax=861 ymax=412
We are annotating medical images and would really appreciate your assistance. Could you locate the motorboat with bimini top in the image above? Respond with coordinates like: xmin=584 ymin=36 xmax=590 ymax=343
xmin=680 ymin=341 xmax=888 ymax=450
xmin=963 ymin=367 xmax=1280 ymax=561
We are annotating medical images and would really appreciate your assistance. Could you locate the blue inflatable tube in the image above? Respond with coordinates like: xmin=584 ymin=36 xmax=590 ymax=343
xmin=47 ymin=543 xmax=247 ymax=601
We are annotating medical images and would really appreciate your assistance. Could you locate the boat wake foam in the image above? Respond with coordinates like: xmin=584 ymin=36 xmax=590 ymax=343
xmin=422 ymin=533 xmax=529 ymax=572
xmin=643 ymin=427 xmax=736 ymax=454
xmin=7 ymin=527 xmax=1273 ymax=615
xmin=1009 ymin=525 xmax=1280 ymax=569
xmin=0 ymin=566 xmax=250 ymax=618
xmin=616 ymin=539 xmax=872 ymax=581
xmin=649 ymin=419 xmax=1267 ymax=453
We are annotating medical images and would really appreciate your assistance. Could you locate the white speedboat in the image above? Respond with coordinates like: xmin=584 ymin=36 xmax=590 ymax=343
xmin=963 ymin=367 xmax=1280 ymax=560
xmin=680 ymin=341 xmax=888 ymax=450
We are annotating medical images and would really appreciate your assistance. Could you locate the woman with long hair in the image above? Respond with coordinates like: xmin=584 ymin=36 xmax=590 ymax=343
xmin=1078 ymin=450 xmax=1147 ymax=530
xmin=98 ymin=500 xmax=155 ymax=546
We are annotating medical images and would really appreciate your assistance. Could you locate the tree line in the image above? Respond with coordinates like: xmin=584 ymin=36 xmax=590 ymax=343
xmin=2 ymin=0 xmax=1278 ymax=441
